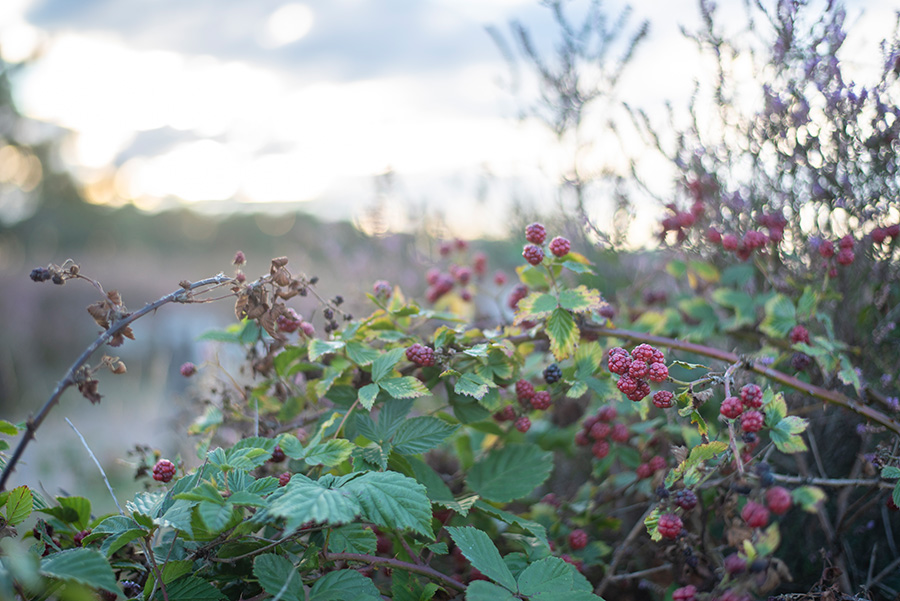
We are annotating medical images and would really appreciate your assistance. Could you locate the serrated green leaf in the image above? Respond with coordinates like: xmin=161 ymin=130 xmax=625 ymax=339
xmin=309 ymin=568 xmax=382 ymax=601
xmin=516 ymin=264 xmax=549 ymax=288
xmin=341 ymin=471 xmax=433 ymax=539
xmin=57 ymin=497 xmax=91 ymax=530
xmin=40 ymin=549 xmax=118 ymax=593
xmin=711 ymin=288 xmax=757 ymax=328
xmin=305 ymin=439 xmax=354 ymax=467
xmin=392 ymin=417 xmax=458 ymax=455
xmin=837 ymin=355 xmax=862 ymax=393
xmin=345 ymin=341 xmax=380 ymax=366
xmin=467 ymin=444 xmax=553 ymax=503
xmin=156 ymin=575 xmax=227 ymax=601
xmin=769 ymin=428 xmax=808 ymax=454
xmin=669 ymin=360 xmax=709 ymax=371
xmin=269 ymin=476 xmax=361 ymax=529
xmin=545 ymin=308 xmax=578 ymax=361
xmin=667 ymin=442 xmax=727 ymax=487
xmin=882 ymin=466 xmax=900 ymax=479
xmin=893 ymin=483 xmax=900 ymax=509
xmin=156 ymin=499 xmax=195 ymax=537
xmin=447 ymin=526 xmax=516 ymax=591
xmin=689 ymin=260 xmax=720 ymax=282
xmin=466 ymin=580 xmax=518 ymax=601
xmin=326 ymin=524 xmax=377 ymax=554
xmin=558 ymin=286 xmax=602 ymax=314
xmin=455 ymin=372 xmax=494 ymax=400
xmin=5 ymin=486 xmax=32 ymax=526
xmin=373 ymin=347 xmax=407 ymax=382
xmin=517 ymin=556 xmax=575 ymax=596
xmin=198 ymin=501 xmax=236 ymax=533
xmin=766 ymin=393 xmax=788 ymax=424
xmin=253 ymin=554 xmax=303 ymax=601
xmin=406 ymin=456 xmax=455 ymax=504
xmin=378 ymin=399 xmax=414 ymax=439
xmin=464 ymin=343 xmax=491 ymax=357
xmin=797 ymin=287 xmax=817 ymax=319
xmin=227 ymin=491 xmax=267 ymax=507
xmin=380 ymin=377 xmax=429 ymax=400
xmin=759 ymin=293 xmax=796 ymax=338
xmin=175 ymin=481 xmax=225 ymax=505
xmin=143 ymin=560 xmax=195 ymax=599
xmin=309 ymin=339 xmax=347 ymax=361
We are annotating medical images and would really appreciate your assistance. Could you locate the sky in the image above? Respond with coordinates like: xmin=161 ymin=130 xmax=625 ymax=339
xmin=0 ymin=0 xmax=897 ymax=239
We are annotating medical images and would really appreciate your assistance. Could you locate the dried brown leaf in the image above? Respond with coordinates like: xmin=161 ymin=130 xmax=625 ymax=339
xmin=78 ymin=379 xmax=102 ymax=404
xmin=271 ymin=256 xmax=289 ymax=269
xmin=106 ymin=290 xmax=122 ymax=307
xmin=87 ymin=301 xmax=111 ymax=329
xmin=272 ymin=267 xmax=292 ymax=287
xmin=259 ymin=308 xmax=282 ymax=339
xmin=235 ymin=292 xmax=250 ymax=320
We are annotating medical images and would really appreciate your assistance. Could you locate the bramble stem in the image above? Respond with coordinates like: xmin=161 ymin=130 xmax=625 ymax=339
xmin=0 ymin=274 xmax=233 ymax=492
xmin=324 ymin=552 xmax=467 ymax=592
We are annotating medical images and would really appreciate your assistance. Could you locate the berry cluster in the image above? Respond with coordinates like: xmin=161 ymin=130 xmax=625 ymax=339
xmin=152 ymin=459 xmax=177 ymax=483
xmin=493 ymin=378 xmax=556 ymax=432
xmin=406 ymin=343 xmax=435 ymax=367
xmin=607 ymin=344 xmax=668 ymax=402
xmin=422 ymin=239 xmax=498 ymax=304
xmin=718 ymin=383 xmax=767 ymax=434
xmin=520 ymin=222 xmax=571 ymax=267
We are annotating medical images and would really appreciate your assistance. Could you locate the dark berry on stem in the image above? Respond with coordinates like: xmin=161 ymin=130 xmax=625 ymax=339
xmin=406 ymin=343 xmax=435 ymax=367
xmin=543 ymin=363 xmax=562 ymax=384
xmin=269 ymin=445 xmax=286 ymax=463
xmin=568 ymin=529 xmax=588 ymax=550
xmin=549 ymin=236 xmax=571 ymax=257
xmin=672 ymin=489 xmax=698 ymax=511
xmin=523 ymin=244 xmax=544 ymax=265
xmin=531 ymin=390 xmax=552 ymax=411
xmin=152 ymin=459 xmax=177 ymax=483
xmin=525 ymin=222 xmax=547 ymax=245
xmin=514 ymin=416 xmax=531 ymax=433
xmin=789 ymin=325 xmax=810 ymax=344
xmin=515 ymin=379 xmax=535 ymax=403
xmin=278 ymin=472 xmax=292 ymax=486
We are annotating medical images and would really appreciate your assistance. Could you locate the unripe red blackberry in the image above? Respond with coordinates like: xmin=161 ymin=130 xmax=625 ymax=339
xmin=765 ymin=486 xmax=792 ymax=515
xmin=568 ymin=529 xmax=588 ymax=550
xmin=278 ymin=472 xmax=292 ymax=487
xmin=631 ymin=344 xmax=656 ymax=363
xmin=514 ymin=416 xmax=531 ymax=433
xmin=406 ymin=343 xmax=435 ymax=367
xmin=872 ymin=227 xmax=887 ymax=243
xmin=515 ymin=379 xmax=536 ymax=403
xmin=707 ymin=227 xmax=722 ymax=243
xmin=152 ymin=459 xmax=177 ymax=483
xmin=607 ymin=351 xmax=632 ymax=375
xmin=740 ymin=383 xmax=763 ymax=408
xmin=269 ymin=445 xmax=286 ymax=463
xmin=73 ymin=529 xmax=91 ymax=547
xmin=507 ymin=284 xmax=529 ymax=309
xmin=616 ymin=374 xmax=638 ymax=396
xmin=724 ymin=553 xmax=747 ymax=575
xmin=582 ymin=414 xmax=600 ymax=431
xmin=597 ymin=405 xmax=617 ymax=422
xmin=626 ymin=379 xmax=651 ymax=402
xmin=657 ymin=513 xmax=683 ymax=539
xmin=523 ymin=244 xmax=544 ymax=265
xmin=648 ymin=362 xmax=668 ymax=382
xmin=839 ymin=234 xmax=855 ymax=250
xmin=591 ymin=440 xmax=610 ymax=459
xmin=180 ymin=362 xmax=197 ymax=378
xmin=672 ymin=488 xmax=698 ymax=511
xmin=636 ymin=463 xmax=653 ymax=479
xmin=789 ymin=325 xmax=810 ymax=344
xmin=628 ymin=360 xmax=650 ymax=379
xmin=531 ymin=390 xmax=552 ymax=411
xmin=561 ymin=554 xmax=584 ymax=573
xmin=525 ymin=222 xmax=547 ymax=245
xmin=610 ymin=423 xmax=629 ymax=443
xmin=548 ymin=236 xmax=571 ymax=257
xmin=887 ymin=496 xmax=899 ymax=512
xmin=473 ymin=252 xmax=487 ymax=275
xmin=652 ymin=390 xmax=674 ymax=409
xmin=543 ymin=363 xmax=562 ymax=384
xmin=837 ymin=248 xmax=854 ymax=265
xmin=722 ymin=234 xmax=739 ymax=250
xmin=887 ymin=223 xmax=900 ymax=238
xmin=495 ymin=405 xmax=517 ymax=422
xmin=648 ymin=455 xmax=667 ymax=472
xmin=276 ymin=308 xmax=303 ymax=333
xmin=574 ymin=430 xmax=591 ymax=446
xmin=673 ymin=585 xmax=697 ymax=601
xmin=818 ymin=239 xmax=835 ymax=258
xmin=590 ymin=422 xmax=610 ymax=440
xmin=740 ymin=410 xmax=764 ymax=433
xmin=541 ymin=493 xmax=562 ymax=507
xmin=741 ymin=500 xmax=770 ymax=528
xmin=493 ymin=271 xmax=507 ymax=286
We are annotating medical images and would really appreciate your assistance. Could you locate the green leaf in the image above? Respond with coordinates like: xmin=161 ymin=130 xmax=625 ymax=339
xmin=837 ymin=355 xmax=862 ymax=394
xmin=342 ymin=471 xmax=433 ymax=539
xmin=474 ymin=500 xmax=547 ymax=542
xmin=357 ymin=383 xmax=381 ymax=410
xmin=392 ymin=417 xmax=458 ymax=455
xmin=769 ymin=417 xmax=808 ymax=454
xmin=516 ymin=293 xmax=559 ymax=321
xmin=373 ymin=347 xmax=407 ymax=382
xmin=447 ymin=526 xmax=516 ymax=591
xmin=721 ymin=264 xmax=755 ymax=286
xmin=57 ymin=497 xmax=92 ymax=530
xmin=269 ymin=476 xmax=362 ymax=528
xmin=326 ymin=524 xmax=377 ymax=554
xmin=558 ymin=286 xmax=602 ymax=314
xmin=791 ymin=486 xmax=826 ymax=513
xmin=766 ymin=392 xmax=788 ymax=424
xmin=561 ymin=260 xmax=593 ymax=274
xmin=253 ymin=554 xmax=303 ymax=601
xmin=466 ymin=580 xmax=518 ymax=601
xmin=309 ymin=568 xmax=382 ymax=601
xmin=759 ymin=293 xmax=796 ymax=338
xmin=157 ymin=500 xmax=195 ymax=537
xmin=406 ymin=456 xmax=455 ymax=504
xmin=711 ymin=288 xmax=757 ymax=328
xmin=545 ymin=307 xmax=578 ymax=361
xmin=198 ymin=501 xmax=236 ymax=533
xmin=143 ymin=560 xmax=195 ymax=599
xmin=380 ymin=376 xmax=430 ymax=399
xmin=309 ymin=339 xmax=347 ymax=361
xmin=345 ymin=341 xmax=380 ymax=366
xmin=666 ymin=442 xmax=728 ymax=487
xmin=455 ymin=372 xmax=494 ymax=400
xmin=274 ymin=345 xmax=305 ymax=377
xmin=40 ymin=549 xmax=118 ymax=593
xmin=689 ymin=260 xmax=720 ymax=282
xmin=466 ymin=444 xmax=553 ymax=503
xmin=5 ymin=486 xmax=32 ymax=526
xmin=882 ymin=466 xmax=900 ymax=479
xmin=378 ymin=399 xmax=414 ymax=440
xmin=517 ymin=556 xmax=575 ymax=596
xmin=0 ymin=420 xmax=18 ymax=435
xmin=157 ymin=576 xmax=227 ymax=601
xmin=796 ymin=287 xmax=817 ymax=319
xmin=175 ymin=481 xmax=225 ymax=505
xmin=305 ymin=439 xmax=354 ymax=467
xmin=516 ymin=264 xmax=548 ymax=288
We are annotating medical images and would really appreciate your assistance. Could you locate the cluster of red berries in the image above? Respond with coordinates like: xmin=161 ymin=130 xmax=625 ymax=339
xmin=276 ymin=307 xmax=314 ymax=336
xmin=522 ymin=222 xmax=571 ymax=266
xmin=152 ymin=459 xmax=177 ymax=483
xmin=607 ymin=344 xmax=668 ymax=402
xmin=406 ymin=343 xmax=435 ymax=367
xmin=423 ymin=240 xmax=494 ymax=304
xmin=494 ymin=379 xmax=556 ymax=432
xmin=816 ymin=234 xmax=857 ymax=274
xmin=718 ymin=383 xmax=766 ymax=433
xmin=575 ymin=405 xmax=669 ymax=475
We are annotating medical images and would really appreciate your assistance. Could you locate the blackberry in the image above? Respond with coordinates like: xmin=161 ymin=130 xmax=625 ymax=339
xmin=789 ymin=325 xmax=810 ymax=345
xmin=73 ymin=529 xmax=91 ymax=547
xmin=887 ymin=497 xmax=900 ymax=512
xmin=406 ymin=343 xmax=435 ymax=367
xmin=656 ymin=486 xmax=670 ymax=499
xmin=837 ymin=248 xmax=854 ymax=265
xmin=839 ymin=234 xmax=855 ymax=249
xmin=29 ymin=267 xmax=52 ymax=282
xmin=741 ymin=501 xmax=770 ymax=528
xmin=724 ymin=553 xmax=746 ymax=575
xmin=636 ymin=463 xmax=653 ymax=479
xmin=589 ymin=422 xmax=610 ymax=440
xmin=740 ymin=383 xmax=763 ymax=408
xmin=648 ymin=455 xmax=667 ymax=472
xmin=657 ymin=513 xmax=683 ymax=539
xmin=652 ymin=390 xmax=674 ymax=409
xmin=720 ymin=396 xmax=743 ymax=419
xmin=648 ymin=362 xmax=668 ymax=382
xmin=607 ymin=351 xmax=632 ymax=375
xmin=548 ymin=236 xmax=571 ymax=257
xmin=531 ymin=390 xmax=552 ymax=411
xmin=626 ymin=379 xmax=651 ymax=402
xmin=514 ymin=416 xmax=531 ymax=433
xmin=522 ymin=244 xmax=544 ymax=266
xmin=152 ymin=459 xmax=176 ymax=483
xmin=765 ymin=486 xmax=792 ymax=515
xmin=323 ymin=308 xmax=334 ymax=320
xmin=269 ymin=445 xmax=286 ymax=463
xmin=543 ymin=363 xmax=562 ymax=384
xmin=51 ymin=274 xmax=64 ymax=285
xmin=672 ymin=489 xmax=698 ymax=511
xmin=507 ymin=284 xmax=529 ymax=309
xmin=495 ymin=405 xmax=517 ymax=422
xmin=278 ymin=472 xmax=292 ymax=487
xmin=722 ymin=234 xmax=739 ymax=250
xmin=791 ymin=352 xmax=812 ymax=371
xmin=574 ymin=430 xmax=591 ymax=446
xmin=525 ymin=222 xmax=547 ymax=245
xmin=373 ymin=280 xmax=392 ymax=300
xmin=515 ymin=380 xmax=536 ymax=403
xmin=673 ymin=585 xmax=697 ymax=601
xmin=616 ymin=374 xmax=638 ymax=396
xmin=180 ymin=362 xmax=197 ymax=378
xmin=568 ymin=529 xmax=588 ymax=550
xmin=122 ymin=580 xmax=142 ymax=598
xmin=541 ymin=493 xmax=561 ymax=507
xmin=610 ymin=423 xmax=629 ymax=443
xmin=740 ymin=410 xmax=764 ymax=433
xmin=591 ymin=440 xmax=610 ymax=459
xmin=598 ymin=405 xmax=617 ymax=422
xmin=759 ymin=471 xmax=775 ymax=487
xmin=628 ymin=360 xmax=650 ymax=379
xmin=276 ymin=308 xmax=303 ymax=333
xmin=631 ymin=344 xmax=656 ymax=363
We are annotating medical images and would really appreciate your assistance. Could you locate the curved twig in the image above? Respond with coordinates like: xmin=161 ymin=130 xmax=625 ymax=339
xmin=324 ymin=552 xmax=466 ymax=592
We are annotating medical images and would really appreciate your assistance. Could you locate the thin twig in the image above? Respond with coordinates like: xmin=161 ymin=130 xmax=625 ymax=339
xmin=324 ymin=552 xmax=466 ymax=592
xmin=608 ymin=563 xmax=674 ymax=581
xmin=65 ymin=418 xmax=124 ymax=515
xmin=595 ymin=505 xmax=655 ymax=597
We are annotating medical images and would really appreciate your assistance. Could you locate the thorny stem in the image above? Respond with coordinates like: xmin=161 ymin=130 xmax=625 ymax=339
xmin=0 ymin=273 xmax=234 ymax=492
xmin=583 ymin=324 xmax=900 ymax=437
xmin=324 ymin=552 xmax=466 ymax=592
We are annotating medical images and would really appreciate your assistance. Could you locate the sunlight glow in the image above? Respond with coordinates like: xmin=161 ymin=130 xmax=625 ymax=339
xmin=262 ymin=3 xmax=315 ymax=48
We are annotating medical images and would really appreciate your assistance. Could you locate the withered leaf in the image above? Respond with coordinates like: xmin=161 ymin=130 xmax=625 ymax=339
xmin=87 ymin=301 xmax=112 ymax=329
xmin=272 ymin=267 xmax=292 ymax=287
xmin=106 ymin=290 xmax=123 ymax=307
xmin=78 ymin=379 xmax=102 ymax=404
xmin=259 ymin=307 xmax=283 ymax=340
xmin=235 ymin=292 xmax=249 ymax=320
xmin=671 ymin=445 xmax=688 ymax=465
xmin=271 ymin=256 xmax=289 ymax=269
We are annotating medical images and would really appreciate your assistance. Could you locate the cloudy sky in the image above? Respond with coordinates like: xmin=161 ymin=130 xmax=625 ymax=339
xmin=0 ymin=0 xmax=897 ymax=238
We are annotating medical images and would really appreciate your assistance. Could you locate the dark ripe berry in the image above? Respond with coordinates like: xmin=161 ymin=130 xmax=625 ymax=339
xmin=636 ymin=463 xmax=653 ymax=479
xmin=656 ymin=486 xmax=670 ymax=499
xmin=673 ymin=585 xmax=697 ymax=601
xmin=742 ymin=432 xmax=759 ymax=446
xmin=152 ymin=459 xmax=177 ymax=483
xmin=531 ymin=390 xmax=552 ymax=411
xmin=495 ymin=405 xmax=517 ymax=422
xmin=754 ymin=461 xmax=771 ymax=475
xmin=543 ymin=363 xmax=562 ymax=384
xmin=608 ymin=351 xmax=632 ymax=375
xmin=30 ymin=267 xmax=52 ymax=282
xmin=180 ymin=362 xmax=197 ymax=378
xmin=568 ymin=529 xmax=588 ymax=550
xmin=626 ymin=379 xmax=651 ymax=402
xmin=590 ymin=422 xmax=611 ymax=440
xmin=652 ymin=390 xmax=675 ymax=409
xmin=648 ymin=455 xmax=667 ymax=472
xmin=98 ymin=589 xmax=117 ymax=601
xmin=628 ymin=360 xmax=650 ymax=379
xmin=73 ymin=529 xmax=91 ymax=547
xmin=582 ymin=414 xmax=600 ymax=431
xmin=51 ymin=274 xmax=64 ymax=285
xmin=610 ymin=423 xmax=629 ymax=443
xmin=791 ymin=352 xmax=812 ymax=371
xmin=765 ymin=486 xmax=792 ymax=515
xmin=514 ymin=416 xmax=531 ymax=433
xmin=837 ymin=248 xmax=855 ymax=265
xmin=269 ymin=445 xmax=286 ymax=463
xmin=597 ymin=405 xmax=617 ymax=422
xmin=574 ymin=430 xmax=591 ymax=446
xmin=872 ymin=227 xmax=887 ymax=243
xmin=323 ymin=307 xmax=334 ymax=320
xmin=888 ymin=223 xmax=900 ymax=238
xmin=789 ymin=325 xmax=810 ymax=345
xmin=515 ymin=379 xmax=535 ymax=402
xmin=819 ymin=239 xmax=835 ymax=258
xmin=719 ymin=396 xmax=744 ymax=419
xmin=724 ymin=553 xmax=746 ymax=575
xmin=672 ymin=488 xmax=698 ymax=511
xmin=743 ymin=230 xmax=767 ymax=250
xmin=525 ymin=222 xmax=547 ymax=245
xmin=887 ymin=497 xmax=900 ymax=511
xmin=541 ymin=493 xmax=561 ymax=507
xmin=523 ymin=244 xmax=544 ymax=265
xmin=631 ymin=344 xmax=656 ymax=363
xmin=839 ymin=234 xmax=855 ymax=250
xmin=721 ymin=233 xmax=739 ymax=250
xmin=740 ymin=383 xmax=763 ymax=408
xmin=278 ymin=472 xmax=292 ymax=486
xmin=740 ymin=410 xmax=764 ymax=433
xmin=749 ymin=558 xmax=768 ymax=573
xmin=276 ymin=308 xmax=303 ymax=333
xmin=591 ymin=440 xmax=610 ymax=459
xmin=741 ymin=501 xmax=770 ymax=528
xmin=122 ymin=580 xmax=142 ymax=598
xmin=549 ymin=236 xmax=571 ymax=257
xmin=376 ymin=533 xmax=394 ymax=555
xmin=616 ymin=374 xmax=638 ymax=396
xmin=759 ymin=471 xmax=775 ymax=487
xmin=707 ymin=227 xmax=722 ymax=243
xmin=657 ymin=513 xmax=683 ymax=539
xmin=373 ymin=280 xmax=392 ymax=299
xmin=648 ymin=362 xmax=668 ymax=382
xmin=406 ymin=343 xmax=435 ymax=367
